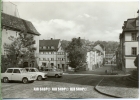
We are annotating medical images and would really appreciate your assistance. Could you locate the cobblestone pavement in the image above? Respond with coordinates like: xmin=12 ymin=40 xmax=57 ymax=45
xmin=1 ymin=74 xmax=113 ymax=99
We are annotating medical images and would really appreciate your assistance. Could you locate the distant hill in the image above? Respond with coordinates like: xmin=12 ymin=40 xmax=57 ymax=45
xmin=61 ymin=39 xmax=119 ymax=53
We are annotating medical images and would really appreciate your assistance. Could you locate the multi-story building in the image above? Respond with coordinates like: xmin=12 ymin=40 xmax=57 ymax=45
xmin=86 ymin=44 xmax=105 ymax=70
xmin=1 ymin=2 xmax=40 ymax=70
xmin=105 ymin=51 xmax=116 ymax=64
xmin=119 ymin=11 xmax=139 ymax=72
xmin=39 ymin=39 xmax=68 ymax=70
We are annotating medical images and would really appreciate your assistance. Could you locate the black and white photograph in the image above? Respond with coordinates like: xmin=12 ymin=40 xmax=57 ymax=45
xmin=0 ymin=0 xmax=139 ymax=98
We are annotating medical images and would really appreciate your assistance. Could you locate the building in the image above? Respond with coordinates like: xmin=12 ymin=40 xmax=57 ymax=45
xmin=39 ymin=39 xmax=68 ymax=71
xmin=119 ymin=11 xmax=139 ymax=72
xmin=1 ymin=3 xmax=40 ymax=71
xmin=105 ymin=51 xmax=116 ymax=64
xmin=86 ymin=44 xmax=105 ymax=71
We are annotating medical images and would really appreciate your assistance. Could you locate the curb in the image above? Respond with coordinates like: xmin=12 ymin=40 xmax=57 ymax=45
xmin=94 ymin=77 xmax=122 ymax=98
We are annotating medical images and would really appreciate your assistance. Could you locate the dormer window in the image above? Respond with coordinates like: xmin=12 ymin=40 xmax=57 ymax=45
xmin=51 ymin=46 xmax=54 ymax=49
xmin=43 ymin=46 xmax=46 ymax=49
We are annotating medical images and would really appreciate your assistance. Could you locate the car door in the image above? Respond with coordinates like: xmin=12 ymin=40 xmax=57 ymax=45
xmin=5 ymin=69 xmax=13 ymax=80
xmin=11 ymin=69 xmax=22 ymax=81
xmin=49 ymin=69 xmax=55 ymax=76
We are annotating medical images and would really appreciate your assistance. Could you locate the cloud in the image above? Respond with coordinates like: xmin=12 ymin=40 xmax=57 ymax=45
xmin=14 ymin=2 xmax=138 ymax=42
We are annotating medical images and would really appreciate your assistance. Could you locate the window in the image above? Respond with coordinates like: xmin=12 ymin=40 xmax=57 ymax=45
xmin=132 ymin=47 xmax=137 ymax=55
xmin=51 ymin=46 xmax=54 ymax=49
xmin=40 ymin=52 xmax=43 ymax=54
xmin=43 ymin=46 xmax=46 ymax=49
xmin=43 ymin=52 xmax=46 ymax=54
xmin=51 ymin=58 xmax=54 ymax=61
xmin=43 ymin=58 xmax=46 ymax=61
xmin=6 ymin=69 xmax=13 ymax=73
xmin=47 ymin=58 xmax=49 ymax=61
xmin=13 ymin=69 xmax=20 ymax=73
xmin=30 ymin=69 xmax=36 ymax=72
xmin=132 ymin=33 xmax=137 ymax=41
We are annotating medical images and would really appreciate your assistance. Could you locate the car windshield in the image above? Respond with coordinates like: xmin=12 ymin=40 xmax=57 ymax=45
xmin=20 ymin=69 xmax=27 ymax=73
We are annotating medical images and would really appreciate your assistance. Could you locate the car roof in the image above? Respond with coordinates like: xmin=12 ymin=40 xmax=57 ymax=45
xmin=25 ymin=67 xmax=37 ymax=69
xmin=7 ymin=68 xmax=25 ymax=69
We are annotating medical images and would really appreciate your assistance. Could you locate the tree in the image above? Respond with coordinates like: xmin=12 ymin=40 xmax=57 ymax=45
xmin=2 ymin=31 xmax=36 ymax=68
xmin=66 ymin=37 xmax=87 ymax=71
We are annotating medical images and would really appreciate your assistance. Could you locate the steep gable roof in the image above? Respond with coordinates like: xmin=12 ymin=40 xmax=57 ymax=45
xmin=94 ymin=44 xmax=104 ymax=54
xmin=123 ymin=18 xmax=138 ymax=32
xmin=39 ymin=39 xmax=60 ymax=51
xmin=2 ymin=13 xmax=40 ymax=36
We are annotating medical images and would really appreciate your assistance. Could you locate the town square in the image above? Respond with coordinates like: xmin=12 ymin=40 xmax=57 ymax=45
xmin=0 ymin=0 xmax=139 ymax=98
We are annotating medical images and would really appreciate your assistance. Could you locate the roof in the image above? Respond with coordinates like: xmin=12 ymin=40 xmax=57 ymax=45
xmin=39 ymin=39 xmax=60 ymax=51
xmin=94 ymin=44 xmax=104 ymax=54
xmin=2 ymin=13 xmax=40 ymax=36
xmin=123 ymin=18 xmax=138 ymax=32
xmin=7 ymin=68 xmax=25 ymax=69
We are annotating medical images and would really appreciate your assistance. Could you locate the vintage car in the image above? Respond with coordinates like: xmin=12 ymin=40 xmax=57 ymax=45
xmin=1 ymin=68 xmax=37 ymax=84
xmin=43 ymin=68 xmax=63 ymax=78
xmin=25 ymin=67 xmax=47 ymax=80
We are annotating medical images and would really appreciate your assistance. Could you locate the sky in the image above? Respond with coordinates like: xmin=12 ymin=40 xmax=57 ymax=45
xmin=3 ymin=0 xmax=139 ymax=42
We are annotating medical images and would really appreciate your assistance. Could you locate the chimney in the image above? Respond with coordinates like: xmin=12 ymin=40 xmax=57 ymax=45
xmin=51 ymin=38 xmax=53 ymax=40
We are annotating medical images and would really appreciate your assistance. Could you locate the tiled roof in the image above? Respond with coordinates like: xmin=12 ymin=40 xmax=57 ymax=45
xmin=123 ymin=18 xmax=138 ymax=31
xmin=39 ymin=39 xmax=60 ymax=51
xmin=94 ymin=44 xmax=104 ymax=54
xmin=2 ymin=13 xmax=40 ymax=36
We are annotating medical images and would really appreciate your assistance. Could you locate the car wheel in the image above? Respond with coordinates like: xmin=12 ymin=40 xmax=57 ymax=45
xmin=37 ymin=75 xmax=42 ymax=81
xmin=22 ymin=78 xmax=28 ymax=84
xmin=3 ymin=77 xmax=9 ymax=83
xmin=55 ymin=74 xmax=59 ymax=78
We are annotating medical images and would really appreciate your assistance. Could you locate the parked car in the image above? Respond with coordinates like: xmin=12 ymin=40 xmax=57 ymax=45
xmin=43 ymin=68 xmax=63 ymax=78
xmin=1 ymin=68 xmax=37 ymax=84
xmin=25 ymin=67 xmax=48 ymax=80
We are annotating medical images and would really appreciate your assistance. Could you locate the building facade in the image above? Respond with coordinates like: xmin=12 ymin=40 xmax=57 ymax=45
xmin=86 ymin=44 xmax=105 ymax=71
xmin=1 ymin=10 xmax=40 ymax=70
xmin=119 ymin=13 xmax=139 ymax=72
xmin=39 ymin=39 xmax=68 ymax=70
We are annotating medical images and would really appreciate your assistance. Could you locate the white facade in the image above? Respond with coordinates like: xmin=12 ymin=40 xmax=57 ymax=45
xmin=39 ymin=40 xmax=68 ymax=70
xmin=87 ymin=50 xmax=104 ymax=71
xmin=124 ymin=32 xmax=138 ymax=69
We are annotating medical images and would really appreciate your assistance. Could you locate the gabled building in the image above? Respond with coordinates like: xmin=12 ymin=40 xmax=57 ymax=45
xmin=119 ymin=12 xmax=139 ymax=72
xmin=1 ymin=12 xmax=40 ymax=69
xmin=39 ymin=39 xmax=68 ymax=71
xmin=86 ymin=44 xmax=105 ymax=70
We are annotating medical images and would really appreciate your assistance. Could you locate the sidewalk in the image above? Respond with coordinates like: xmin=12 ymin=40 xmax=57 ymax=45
xmin=95 ymin=76 xmax=139 ymax=98
xmin=66 ymin=64 xmax=126 ymax=75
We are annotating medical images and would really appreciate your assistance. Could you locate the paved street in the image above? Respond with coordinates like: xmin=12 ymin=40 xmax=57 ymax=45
xmin=2 ymin=74 xmax=113 ymax=98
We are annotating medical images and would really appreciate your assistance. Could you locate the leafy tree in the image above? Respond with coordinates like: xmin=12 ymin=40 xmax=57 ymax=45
xmin=2 ymin=31 xmax=36 ymax=68
xmin=61 ymin=40 xmax=70 ymax=51
xmin=66 ymin=37 xmax=87 ymax=70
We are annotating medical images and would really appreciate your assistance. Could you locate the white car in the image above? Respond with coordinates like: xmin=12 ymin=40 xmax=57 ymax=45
xmin=43 ymin=68 xmax=63 ymax=78
xmin=25 ymin=67 xmax=47 ymax=80
xmin=1 ymin=68 xmax=37 ymax=84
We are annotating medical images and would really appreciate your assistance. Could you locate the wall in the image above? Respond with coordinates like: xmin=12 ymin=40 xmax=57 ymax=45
xmin=2 ymin=2 xmax=19 ymax=17
xmin=125 ymin=42 xmax=138 ymax=55
xmin=125 ymin=57 xmax=137 ymax=69
xmin=1 ymin=29 xmax=19 ymax=55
